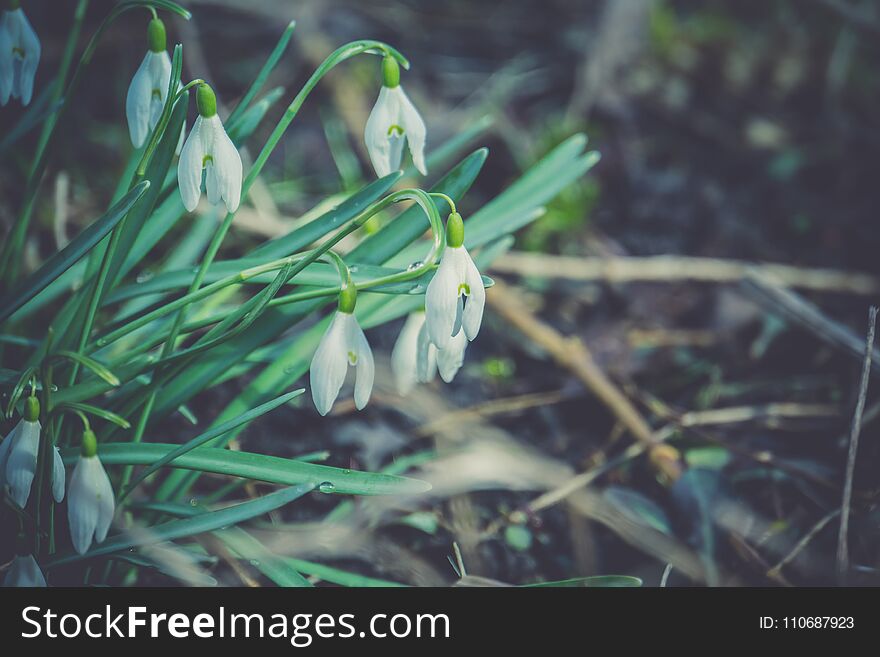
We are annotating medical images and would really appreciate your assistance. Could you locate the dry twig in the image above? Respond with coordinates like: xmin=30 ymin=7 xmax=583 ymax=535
xmin=836 ymin=306 xmax=877 ymax=581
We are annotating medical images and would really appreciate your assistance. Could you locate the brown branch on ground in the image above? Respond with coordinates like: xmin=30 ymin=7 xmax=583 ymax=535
xmin=487 ymin=277 xmax=682 ymax=481
xmin=489 ymin=252 xmax=880 ymax=295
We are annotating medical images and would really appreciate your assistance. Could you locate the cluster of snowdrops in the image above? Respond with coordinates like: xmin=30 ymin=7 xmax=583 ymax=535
xmin=1 ymin=3 xmax=485 ymax=586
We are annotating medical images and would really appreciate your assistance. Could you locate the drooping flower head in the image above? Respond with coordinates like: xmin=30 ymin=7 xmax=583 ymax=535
xmin=0 ymin=0 xmax=40 ymax=106
xmin=309 ymin=283 xmax=375 ymax=416
xmin=178 ymin=82 xmax=243 ymax=213
xmin=67 ymin=429 xmax=115 ymax=555
xmin=126 ymin=17 xmax=173 ymax=148
xmin=425 ymin=212 xmax=485 ymax=351
xmin=364 ymin=55 xmax=427 ymax=178
xmin=2 ymin=534 xmax=45 ymax=587
xmin=1 ymin=396 xmax=64 ymax=508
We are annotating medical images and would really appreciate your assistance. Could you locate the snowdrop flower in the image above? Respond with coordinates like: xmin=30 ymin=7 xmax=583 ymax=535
xmin=3 ymin=535 xmax=45 ymax=587
xmin=2 ymin=396 xmax=64 ymax=508
xmin=67 ymin=429 xmax=115 ymax=555
xmin=425 ymin=212 xmax=485 ymax=351
xmin=391 ymin=311 xmax=437 ymax=395
xmin=0 ymin=0 xmax=40 ymax=106
xmin=178 ymin=82 xmax=242 ymax=213
xmin=125 ymin=18 xmax=173 ymax=148
xmin=310 ymin=284 xmax=374 ymax=416
xmin=364 ymin=55 xmax=426 ymax=178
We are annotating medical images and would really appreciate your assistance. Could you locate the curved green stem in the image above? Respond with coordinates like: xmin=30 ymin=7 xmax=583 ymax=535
xmin=429 ymin=192 xmax=457 ymax=215
xmin=121 ymin=39 xmax=411 ymax=458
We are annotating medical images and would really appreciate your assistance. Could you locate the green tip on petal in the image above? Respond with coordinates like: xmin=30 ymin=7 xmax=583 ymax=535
xmin=5 ymin=0 xmax=21 ymax=11
xmin=81 ymin=429 xmax=98 ymax=458
xmin=446 ymin=212 xmax=465 ymax=248
xmin=338 ymin=284 xmax=358 ymax=314
xmin=24 ymin=395 xmax=40 ymax=422
xmin=147 ymin=18 xmax=166 ymax=53
xmin=382 ymin=55 xmax=400 ymax=89
xmin=196 ymin=83 xmax=217 ymax=118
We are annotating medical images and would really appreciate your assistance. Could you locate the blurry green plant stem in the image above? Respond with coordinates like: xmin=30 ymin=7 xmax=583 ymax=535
xmin=0 ymin=0 xmax=191 ymax=288
xmin=121 ymin=39 xmax=412 ymax=488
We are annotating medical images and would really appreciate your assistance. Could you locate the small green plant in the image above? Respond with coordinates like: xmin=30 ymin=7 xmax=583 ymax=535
xmin=0 ymin=0 xmax=599 ymax=587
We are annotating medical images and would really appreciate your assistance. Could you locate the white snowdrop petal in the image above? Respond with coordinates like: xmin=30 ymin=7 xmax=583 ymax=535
xmin=125 ymin=52 xmax=153 ymax=148
xmin=0 ymin=26 xmax=15 ymax=105
xmin=94 ymin=460 xmax=115 ymax=544
xmin=350 ymin=317 xmax=374 ymax=411
xmin=0 ymin=423 xmax=17 ymax=486
xmin=14 ymin=9 xmax=39 ymax=106
xmin=147 ymin=50 xmax=172 ymax=132
xmin=213 ymin=120 xmax=243 ymax=213
xmin=51 ymin=446 xmax=65 ymax=503
xmin=461 ymin=248 xmax=486 ymax=341
xmin=205 ymin=165 xmax=221 ymax=205
xmin=425 ymin=249 xmax=463 ymax=350
xmin=391 ymin=313 xmax=423 ymax=396
xmin=387 ymin=132 xmax=405 ymax=174
xmin=437 ymin=330 xmax=468 ymax=383
xmin=416 ymin=320 xmax=438 ymax=383
xmin=396 ymin=86 xmax=427 ymax=176
xmin=3 ymin=554 xmax=46 ymax=587
xmin=6 ymin=419 xmax=40 ymax=508
xmin=364 ymin=86 xmax=397 ymax=177
xmin=310 ymin=312 xmax=351 ymax=416
xmin=177 ymin=116 xmax=205 ymax=212
xmin=68 ymin=457 xmax=101 ymax=554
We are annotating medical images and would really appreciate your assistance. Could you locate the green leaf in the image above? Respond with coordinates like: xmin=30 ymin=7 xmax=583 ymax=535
xmin=0 ymin=182 xmax=149 ymax=323
xmin=524 ymin=575 xmax=643 ymax=587
xmin=226 ymin=20 xmax=296 ymax=128
xmin=46 ymin=483 xmax=315 ymax=568
xmin=121 ymin=388 xmax=306 ymax=497
xmin=105 ymin=87 xmax=190 ymax=289
xmin=55 ymin=401 xmax=131 ymax=429
xmin=51 ymin=350 xmax=121 ymax=386
xmin=59 ymin=442 xmax=432 ymax=496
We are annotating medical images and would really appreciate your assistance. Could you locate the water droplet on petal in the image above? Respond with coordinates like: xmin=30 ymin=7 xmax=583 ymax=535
xmin=318 ymin=481 xmax=336 ymax=494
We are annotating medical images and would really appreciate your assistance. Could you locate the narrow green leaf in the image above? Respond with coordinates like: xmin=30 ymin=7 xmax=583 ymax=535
xmin=122 ymin=388 xmax=306 ymax=497
xmin=52 ymin=350 xmax=120 ymax=386
xmin=227 ymin=19 xmax=296 ymax=127
xmin=59 ymin=443 xmax=433 ymax=496
xmin=523 ymin=575 xmax=643 ymax=588
xmin=55 ymin=401 xmax=131 ymax=429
